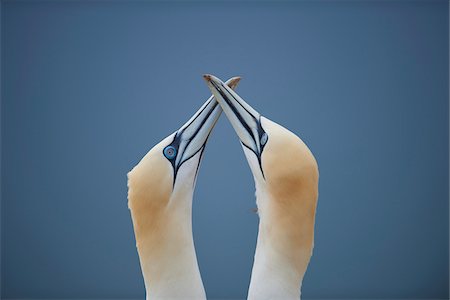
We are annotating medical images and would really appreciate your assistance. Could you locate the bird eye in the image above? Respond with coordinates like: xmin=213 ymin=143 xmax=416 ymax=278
xmin=163 ymin=146 xmax=177 ymax=159
xmin=260 ymin=133 xmax=268 ymax=146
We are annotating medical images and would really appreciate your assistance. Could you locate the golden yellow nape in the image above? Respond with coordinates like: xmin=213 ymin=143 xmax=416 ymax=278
xmin=127 ymin=77 xmax=240 ymax=300
xmin=203 ymin=74 xmax=319 ymax=300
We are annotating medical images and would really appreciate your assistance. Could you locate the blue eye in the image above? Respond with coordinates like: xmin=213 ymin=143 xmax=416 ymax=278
xmin=260 ymin=133 xmax=268 ymax=146
xmin=164 ymin=146 xmax=177 ymax=159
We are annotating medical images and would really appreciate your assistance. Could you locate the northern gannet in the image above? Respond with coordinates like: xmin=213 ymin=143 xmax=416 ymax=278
xmin=203 ymin=74 xmax=319 ymax=300
xmin=127 ymin=77 xmax=241 ymax=300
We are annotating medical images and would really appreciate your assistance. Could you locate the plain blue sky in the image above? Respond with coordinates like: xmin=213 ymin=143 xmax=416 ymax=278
xmin=1 ymin=1 xmax=449 ymax=299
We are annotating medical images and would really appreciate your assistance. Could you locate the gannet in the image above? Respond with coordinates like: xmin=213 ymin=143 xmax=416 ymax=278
xmin=203 ymin=74 xmax=319 ymax=300
xmin=127 ymin=77 xmax=241 ymax=300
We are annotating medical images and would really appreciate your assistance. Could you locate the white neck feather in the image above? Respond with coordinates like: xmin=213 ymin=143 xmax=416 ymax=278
xmin=140 ymin=190 xmax=206 ymax=300
xmin=247 ymin=186 xmax=303 ymax=300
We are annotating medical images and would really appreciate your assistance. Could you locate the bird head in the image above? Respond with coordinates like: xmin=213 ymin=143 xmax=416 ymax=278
xmin=127 ymin=77 xmax=241 ymax=260
xmin=203 ymin=74 xmax=319 ymax=256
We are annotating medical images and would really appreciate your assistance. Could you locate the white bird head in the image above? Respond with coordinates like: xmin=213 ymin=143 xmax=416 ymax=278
xmin=127 ymin=77 xmax=240 ymax=299
xmin=203 ymin=74 xmax=319 ymax=298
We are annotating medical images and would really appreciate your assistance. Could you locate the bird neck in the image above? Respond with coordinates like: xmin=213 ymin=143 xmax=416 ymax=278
xmin=247 ymin=184 xmax=307 ymax=300
xmin=137 ymin=191 xmax=206 ymax=300
xmin=248 ymin=245 xmax=303 ymax=300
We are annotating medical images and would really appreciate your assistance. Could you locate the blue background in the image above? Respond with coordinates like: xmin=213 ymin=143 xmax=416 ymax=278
xmin=1 ymin=1 xmax=448 ymax=299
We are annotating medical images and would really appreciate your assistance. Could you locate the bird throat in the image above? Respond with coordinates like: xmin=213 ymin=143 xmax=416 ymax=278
xmin=247 ymin=187 xmax=306 ymax=300
xmin=135 ymin=193 xmax=206 ymax=300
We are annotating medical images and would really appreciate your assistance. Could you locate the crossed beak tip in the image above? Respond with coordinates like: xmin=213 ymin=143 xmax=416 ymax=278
xmin=203 ymin=74 xmax=242 ymax=86
xmin=229 ymin=76 xmax=241 ymax=86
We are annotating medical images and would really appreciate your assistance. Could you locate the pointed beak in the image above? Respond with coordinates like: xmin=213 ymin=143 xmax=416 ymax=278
xmin=169 ymin=76 xmax=241 ymax=177
xmin=202 ymin=74 xmax=267 ymax=161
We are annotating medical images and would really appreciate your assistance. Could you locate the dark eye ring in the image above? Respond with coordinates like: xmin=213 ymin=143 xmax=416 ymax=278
xmin=260 ymin=133 xmax=268 ymax=146
xmin=164 ymin=146 xmax=177 ymax=159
